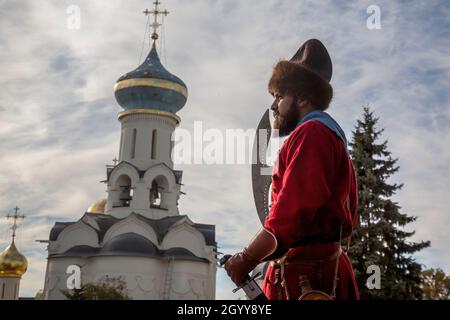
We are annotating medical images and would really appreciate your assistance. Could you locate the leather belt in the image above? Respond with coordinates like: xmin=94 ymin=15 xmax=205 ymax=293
xmin=269 ymin=246 xmax=342 ymax=300
xmin=290 ymin=235 xmax=340 ymax=247
xmin=284 ymin=246 xmax=342 ymax=266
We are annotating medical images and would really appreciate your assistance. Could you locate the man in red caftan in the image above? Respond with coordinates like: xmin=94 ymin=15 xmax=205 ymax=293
xmin=225 ymin=39 xmax=360 ymax=300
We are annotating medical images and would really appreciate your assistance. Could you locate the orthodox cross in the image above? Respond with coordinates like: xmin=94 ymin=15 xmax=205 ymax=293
xmin=143 ymin=1 xmax=169 ymax=42
xmin=6 ymin=206 xmax=25 ymax=240
xmin=112 ymin=157 xmax=119 ymax=166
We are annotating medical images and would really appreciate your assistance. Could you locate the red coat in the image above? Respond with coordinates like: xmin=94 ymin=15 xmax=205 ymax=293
xmin=262 ymin=120 xmax=360 ymax=300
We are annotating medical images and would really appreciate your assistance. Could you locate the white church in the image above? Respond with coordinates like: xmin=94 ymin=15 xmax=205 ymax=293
xmin=42 ymin=3 xmax=217 ymax=300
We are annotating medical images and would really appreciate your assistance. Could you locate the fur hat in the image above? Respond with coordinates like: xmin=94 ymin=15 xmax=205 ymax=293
xmin=268 ymin=39 xmax=333 ymax=110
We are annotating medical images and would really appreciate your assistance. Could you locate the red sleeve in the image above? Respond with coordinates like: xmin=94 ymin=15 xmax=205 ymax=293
xmin=264 ymin=122 xmax=335 ymax=249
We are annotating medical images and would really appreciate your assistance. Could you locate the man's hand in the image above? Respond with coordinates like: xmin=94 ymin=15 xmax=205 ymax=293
xmin=224 ymin=228 xmax=278 ymax=286
xmin=224 ymin=249 xmax=259 ymax=286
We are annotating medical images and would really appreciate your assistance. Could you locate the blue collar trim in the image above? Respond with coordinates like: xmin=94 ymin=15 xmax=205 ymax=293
xmin=297 ymin=110 xmax=348 ymax=149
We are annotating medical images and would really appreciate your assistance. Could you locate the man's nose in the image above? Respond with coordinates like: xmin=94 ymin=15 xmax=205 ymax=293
xmin=270 ymin=100 xmax=277 ymax=111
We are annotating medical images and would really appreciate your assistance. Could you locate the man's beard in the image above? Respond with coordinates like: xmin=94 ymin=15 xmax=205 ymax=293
xmin=274 ymin=101 xmax=300 ymax=137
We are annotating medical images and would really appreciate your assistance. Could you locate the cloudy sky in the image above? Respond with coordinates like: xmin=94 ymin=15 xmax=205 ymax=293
xmin=0 ymin=0 xmax=449 ymax=299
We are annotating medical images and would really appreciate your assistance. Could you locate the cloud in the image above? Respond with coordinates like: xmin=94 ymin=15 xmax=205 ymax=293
xmin=1 ymin=0 xmax=449 ymax=299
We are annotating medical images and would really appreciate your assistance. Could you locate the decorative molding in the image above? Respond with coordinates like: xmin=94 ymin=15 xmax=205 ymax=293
xmin=135 ymin=275 xmax=161 ymax=294
xmin=114 ymin=78 xmax=188 ymax=98
xmin=118 ymin=109 xmax=180 ymax=126
xmin=170 ymin=277 xmax=207 ymax=300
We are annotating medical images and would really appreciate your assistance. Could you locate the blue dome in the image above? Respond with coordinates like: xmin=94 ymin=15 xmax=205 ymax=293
xmin=114 ymin=45 xmax=188 ymax=113
xmin=101 ymin=233 xmax=158 ymax=256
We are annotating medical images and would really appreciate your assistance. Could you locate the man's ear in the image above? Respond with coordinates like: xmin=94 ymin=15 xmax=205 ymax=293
xmin=296 ymin=97 xmax=308 ymax=108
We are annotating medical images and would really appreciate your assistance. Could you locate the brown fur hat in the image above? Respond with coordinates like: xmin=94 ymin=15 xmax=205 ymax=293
xmin=268 ymin=60 xmax=333 ymax=110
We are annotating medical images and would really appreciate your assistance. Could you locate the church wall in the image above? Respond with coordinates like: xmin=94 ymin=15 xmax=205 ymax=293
xmin=129 ymin=180 xmax=152 ymax=213
xmin=169 ymin=260 xmax=214 ymax=300
xmin=207 ymin=250 xmax=217 ymax=299
xmin=86 ymin=255 xmax=167 ymax=299
xmin=45 ymin=255 xmax=215 ymax=300
xmin=44 ymin=257 xmax=87 ymax=300
xmin=0 ymin=277 xmax=21 ymax=300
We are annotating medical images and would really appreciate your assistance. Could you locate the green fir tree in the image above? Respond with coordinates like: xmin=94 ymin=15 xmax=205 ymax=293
xmin=348 ymin=107 xmax=430 ymax=299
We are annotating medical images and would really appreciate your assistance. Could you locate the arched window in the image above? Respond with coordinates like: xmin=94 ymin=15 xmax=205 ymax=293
xmin=151 ymin=130 xmax=157 ymax=160
xmin=113 ymin=175 xmax=133 ymax=208
xmin=150 ymin=176 xmax=169 ymax=210
xmin=131 ymin=128 xmax=137 ymax=159
xmin=150 ymin=180 xmax=162 ymax=207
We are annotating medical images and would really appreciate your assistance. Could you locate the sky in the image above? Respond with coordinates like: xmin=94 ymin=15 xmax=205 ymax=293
xmin=0 ymin=0 xmax=449 ymax=299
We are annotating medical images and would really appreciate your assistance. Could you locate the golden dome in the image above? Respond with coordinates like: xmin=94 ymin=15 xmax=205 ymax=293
xmin=87 ymin=197 xmax=107 ymax=214
xmin=0 ymin=241 xmax=28 ymax=277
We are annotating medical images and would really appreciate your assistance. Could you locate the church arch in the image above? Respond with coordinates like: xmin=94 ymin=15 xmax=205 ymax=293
xmin=102 ymin=214 xmax=158 ymax=245
xmin=143 ymin=164 xmax=177 ymax=211
xmin=108 ymin=162 xmax=140 ymax=209
xmin=162 ymin=222 xmax=207 ymax=259
xmin=108 ymin=162 xmax=140 ymax=186
xmin=149 ymin=175 xmax=169 ymax=210
xmin=143 ymin=164 xmax=176 ymax=191
xmin=56 ymin=221 xmax=99 ymax=253
xmin=112 ymin=175 xmax=133 ymax=208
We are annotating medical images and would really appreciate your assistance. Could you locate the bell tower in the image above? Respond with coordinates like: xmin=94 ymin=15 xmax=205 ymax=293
xmin=105 ymin=1 xmax=187 ymax=220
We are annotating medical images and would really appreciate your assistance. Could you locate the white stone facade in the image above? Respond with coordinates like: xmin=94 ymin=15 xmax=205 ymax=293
xmin=43 ymin=112 xmax=217 ymax=300
xmin=44 ymin=212 xmax=216 ymax=300
xmin=0 ymin=277 xmax=21 ymax=300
